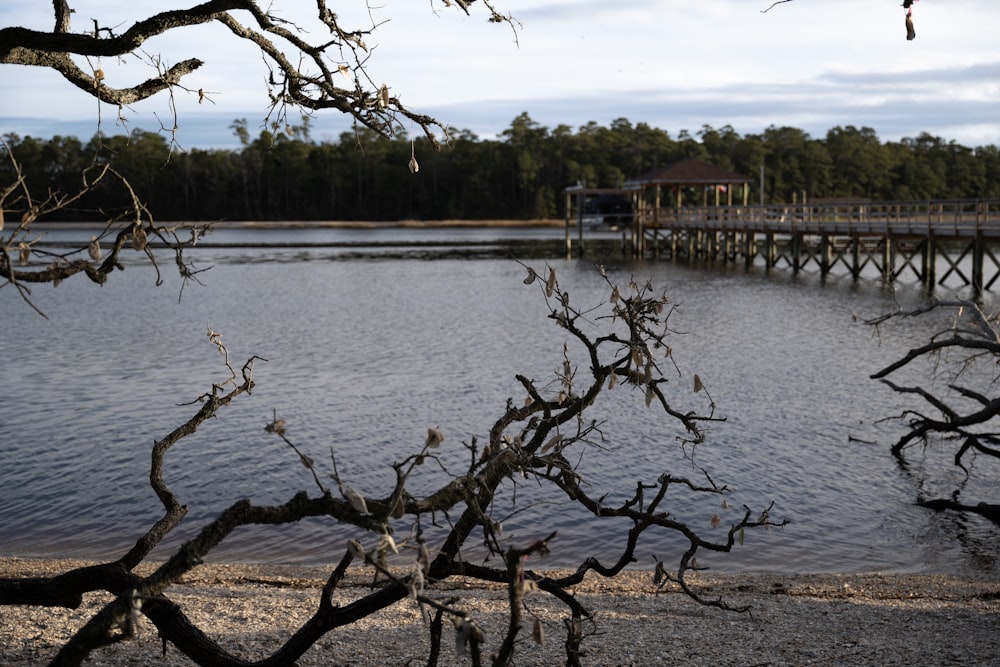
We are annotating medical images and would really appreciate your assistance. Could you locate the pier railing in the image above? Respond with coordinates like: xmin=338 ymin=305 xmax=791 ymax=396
xmin=637 ymin=199 xmax=1000 ymax=238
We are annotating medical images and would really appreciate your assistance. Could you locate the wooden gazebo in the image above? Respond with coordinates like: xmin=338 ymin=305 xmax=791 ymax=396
xmin=627 ymin=157 xmax=752 ymax=211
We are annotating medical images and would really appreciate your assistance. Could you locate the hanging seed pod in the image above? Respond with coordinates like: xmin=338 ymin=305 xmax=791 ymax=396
xmin=693 ymin=374 xmax=704 ymax=393
xmin=378 ymin=84 xmax=389 ymax=108
xmin=408 ymin=155 xmax=419 ymax=174
xmin=88 ymin=236 xmax=102 ymax=261
xmin=0 ymin=208 xmax=4 ymax=231
xmin=131 ymin=224 xmax=147 ymax=251
xmin=18 ymin=242 xmax=30 ymax=266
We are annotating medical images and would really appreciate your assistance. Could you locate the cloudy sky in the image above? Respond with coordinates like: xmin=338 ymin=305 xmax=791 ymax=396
xmin=2 ymin=0 xmax=999 ymax=150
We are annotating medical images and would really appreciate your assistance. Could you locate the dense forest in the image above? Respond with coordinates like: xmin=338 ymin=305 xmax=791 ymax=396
xmin=4 ymin=112 xmax=1000 ymax=222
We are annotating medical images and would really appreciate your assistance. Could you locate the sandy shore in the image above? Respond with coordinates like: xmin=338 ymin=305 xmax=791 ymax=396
xmin=2 ymin=558 xmax=999 ymax=666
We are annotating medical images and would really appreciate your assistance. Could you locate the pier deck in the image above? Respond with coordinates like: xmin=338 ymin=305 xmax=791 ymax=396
xmin=568 ymin=199 xmax=1000 ymax=291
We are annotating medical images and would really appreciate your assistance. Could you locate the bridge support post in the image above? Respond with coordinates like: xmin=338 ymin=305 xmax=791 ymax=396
xmin=920 ymin=238 xmax=935 ymax=287
xmin=973 ymin=233 xmax=985 ymax=293
xmin=820 ymin=234 xmax=831 ymax=278
xmin=882 ymin=234 xmax=896 ymax=283
xmin=851 ymin=236 xmax=861 ymax=280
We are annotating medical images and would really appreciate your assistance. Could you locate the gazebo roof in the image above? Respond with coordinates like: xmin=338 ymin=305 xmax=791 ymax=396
xmin=629 ymin=158 xmax=751 ymax=186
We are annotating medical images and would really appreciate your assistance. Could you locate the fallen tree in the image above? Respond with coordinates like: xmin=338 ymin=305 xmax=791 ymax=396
xmin=1 ymin=265 xmax=783 ymax=666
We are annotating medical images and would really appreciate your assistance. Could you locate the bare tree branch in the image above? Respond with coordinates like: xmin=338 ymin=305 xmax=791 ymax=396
xmin=1 ymin=269 xmax=784 ymax=666
xmin=871 ymin=299 xmax=1000 ymax=525
xmin=0 ymin=1 xmax=518 ymax=146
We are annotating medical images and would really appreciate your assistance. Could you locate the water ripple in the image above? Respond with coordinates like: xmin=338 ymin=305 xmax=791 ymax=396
xmin=1 ymin=229 xmax=997 ymax=574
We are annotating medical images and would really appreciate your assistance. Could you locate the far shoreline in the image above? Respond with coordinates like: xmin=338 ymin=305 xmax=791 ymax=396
xmin=30 ymin=218 xmax=569 ymax=231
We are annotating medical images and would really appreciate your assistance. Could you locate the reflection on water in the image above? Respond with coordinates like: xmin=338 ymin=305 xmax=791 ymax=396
xmin=1 ymin=226 xmax=998 ymax=575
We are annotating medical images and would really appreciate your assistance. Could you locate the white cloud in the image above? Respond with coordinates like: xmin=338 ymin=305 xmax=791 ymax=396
xmin=2 ymin=1 xmax=1000 ymax=147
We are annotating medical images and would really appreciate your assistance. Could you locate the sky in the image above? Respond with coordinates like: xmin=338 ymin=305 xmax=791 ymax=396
xmin=2 ymin=0 xmax=1000 ymax=151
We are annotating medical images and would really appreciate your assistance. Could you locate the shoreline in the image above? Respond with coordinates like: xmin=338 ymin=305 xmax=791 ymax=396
xmin=30 ymin=218 xmax=570 ymax=231
xmin=3 ymin=558 xmax=999 ymax=665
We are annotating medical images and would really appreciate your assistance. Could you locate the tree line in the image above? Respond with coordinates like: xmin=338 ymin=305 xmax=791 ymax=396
xmin=4 ymin=112 xmax=1000 ymax=223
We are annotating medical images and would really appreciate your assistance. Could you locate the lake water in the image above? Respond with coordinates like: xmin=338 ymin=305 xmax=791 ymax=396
xmin=1 ymin=225 xmax=998 ymax=576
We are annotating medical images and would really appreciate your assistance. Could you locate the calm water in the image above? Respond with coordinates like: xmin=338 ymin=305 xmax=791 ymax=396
xmin=1 ymin=226 xmax=998 ymax=575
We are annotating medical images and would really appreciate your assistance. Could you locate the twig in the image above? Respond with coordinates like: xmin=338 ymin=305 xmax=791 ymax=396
xmin=761 ymin=0 xmax=794 ymax=13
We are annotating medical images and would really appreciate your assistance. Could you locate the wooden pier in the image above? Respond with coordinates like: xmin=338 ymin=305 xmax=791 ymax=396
xmin=567 ymin=198 xmax=1000 ymax=292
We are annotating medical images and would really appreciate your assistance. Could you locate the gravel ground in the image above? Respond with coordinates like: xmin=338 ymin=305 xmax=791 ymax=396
xmin=2 ymin=558 xmax=999 ymax=666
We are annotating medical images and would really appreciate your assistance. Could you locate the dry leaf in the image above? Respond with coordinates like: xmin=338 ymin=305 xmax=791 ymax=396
xmin=347 ymin=538 xmax=365 ymax=559
xmin=343 ymin=486 xmax=368 ymax=514
xmin=532 ymin=618 xmax=544 ymax=645
xmin=379 ymin=533 xmax=399 ymax=555
xmin=391 ymin=496 xmax=405 ymax=518
xmin=264 ymin=418 xmax=286 ymax=435
xmin=425 ymin=427 xmax=444 ymax=448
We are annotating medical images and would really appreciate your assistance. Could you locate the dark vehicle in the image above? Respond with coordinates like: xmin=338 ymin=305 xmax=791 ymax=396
xmin=582 ymin=194 xmax=633 ymax=228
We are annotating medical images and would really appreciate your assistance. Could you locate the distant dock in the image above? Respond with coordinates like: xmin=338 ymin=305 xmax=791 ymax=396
xmin=567 ymin=198 xmax=1000 ymax=292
